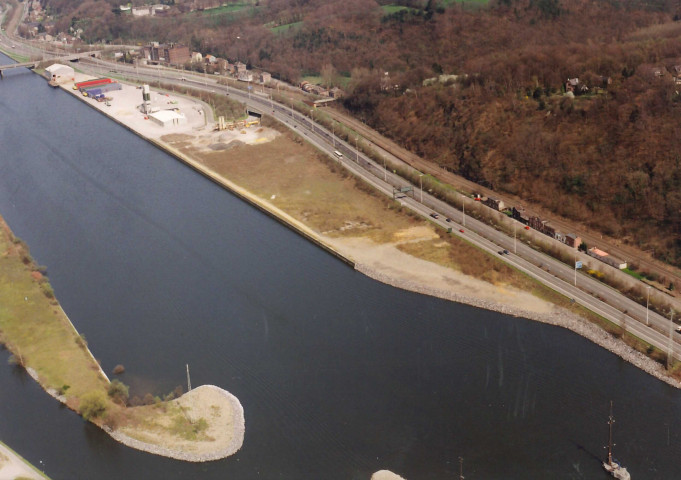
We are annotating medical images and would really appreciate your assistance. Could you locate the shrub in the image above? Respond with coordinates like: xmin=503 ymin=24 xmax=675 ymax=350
xmin=112 ymin=364 xmax=125 ymax=375
xmin=75 ymin=334 xmax=87 ymax=348
xmin=40 ymin=282 xmax=54 ymax=299
xmin=107 ymin=380 xmax=129 ymax=406
xmin=80 ymin=390 xmax=108 ymax=420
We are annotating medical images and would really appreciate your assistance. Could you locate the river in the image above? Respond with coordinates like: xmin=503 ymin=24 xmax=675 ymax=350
xmin=0 ymin=56 xmax=680 ymax=479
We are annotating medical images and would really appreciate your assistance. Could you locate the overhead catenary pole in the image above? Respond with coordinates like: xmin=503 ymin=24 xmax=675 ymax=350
xmin=186 ymin=363 xmax=192 ymax=392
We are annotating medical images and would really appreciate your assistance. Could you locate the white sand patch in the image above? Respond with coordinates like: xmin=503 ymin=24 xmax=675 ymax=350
xmin=0 ymin=443 xmax=46 ymax=480
xmin=327 ymin=235 xmax=554 ymax=315
xmin=372 ymin=470 xmax=406 ymax=480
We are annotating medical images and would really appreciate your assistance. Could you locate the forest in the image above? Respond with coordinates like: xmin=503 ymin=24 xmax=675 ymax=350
xmin=26 ymin=0 xmax=681 ymax=265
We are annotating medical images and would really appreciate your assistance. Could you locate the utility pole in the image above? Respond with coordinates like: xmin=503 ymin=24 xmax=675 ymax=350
xmin=459 ymin=457 xmax=464 ymax=480
xmin=514 ymin=221 xmax=517 ymax=254
xmin=462 ymin=195 xmax=466 ymax=226
xmin=186 ymin=363 xmax=192 ymax=392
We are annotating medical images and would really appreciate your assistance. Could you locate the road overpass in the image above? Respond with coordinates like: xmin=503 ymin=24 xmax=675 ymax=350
xmin=0 ymin=50 xmax=101 ymax=78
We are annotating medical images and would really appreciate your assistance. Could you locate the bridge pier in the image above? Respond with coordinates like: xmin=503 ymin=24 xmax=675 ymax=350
xmin=0 ymin=70 xmax=3 ymax=80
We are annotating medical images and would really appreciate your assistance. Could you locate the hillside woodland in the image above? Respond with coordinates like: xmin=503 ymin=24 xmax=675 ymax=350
xmin=24 ymin=0 xmax=681 ymax=265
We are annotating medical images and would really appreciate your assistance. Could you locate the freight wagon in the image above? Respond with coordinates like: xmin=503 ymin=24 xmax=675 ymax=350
xmin=73 ymin=77 xmax=113 ymax=90
xmin=81 ymin=83 xmax=122 ymax=97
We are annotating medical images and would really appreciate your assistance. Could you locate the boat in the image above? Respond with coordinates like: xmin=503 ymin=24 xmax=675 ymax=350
xmin=603 ymin=401 xmax=631 ymax=480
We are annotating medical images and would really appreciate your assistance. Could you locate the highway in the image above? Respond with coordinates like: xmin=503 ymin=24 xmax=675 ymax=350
xmin=3 ymin=33 xmax=681 ymax=362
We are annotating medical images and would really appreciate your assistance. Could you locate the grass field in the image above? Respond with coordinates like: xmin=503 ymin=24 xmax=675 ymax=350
xmin=381 ymin=5 xmax=413 ymax=14
xmin=441 ymin=0 xmax=490 ymax=6
xmin=199 ymin=2 xmax=253 ymax=16
xmin=0 ymin=221 xmax=109 ymax=403
xmin=270 ymin=21 xmax=303 ymax=34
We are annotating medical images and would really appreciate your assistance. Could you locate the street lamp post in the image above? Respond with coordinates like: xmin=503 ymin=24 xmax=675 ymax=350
xmin=462 ymin=195 xmax=466 ymax=226
xmin=646 ymin=286 xmax=651 ymax=326
xmin=383 ymin=156 xmax=387 ymax=182
xmin=514 ymin=221 xmax=517 ymax=254
xmin=668 ymin=309 xmax=675 ymax=370
xmin=355 ymin=137 xmax=359 ymax=163
xmin=332 ymin=121 xmax=335 ymax=147
xmin=419 ymin=174 xmax=424 ymax=203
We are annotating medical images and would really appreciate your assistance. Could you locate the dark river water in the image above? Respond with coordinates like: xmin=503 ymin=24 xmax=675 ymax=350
xmin=1 ymin=57 xmax=681 ymax=480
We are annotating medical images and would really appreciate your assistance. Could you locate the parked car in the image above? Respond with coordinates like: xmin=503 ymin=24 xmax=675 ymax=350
xmin=430 ymin=213 xmax=439 ymax=219
xmin=445 ymin=217 xmax=452 ymax=222
xmin=459 ymin=229 xmax=465 ymax=233
xmin=503 ymin=249 xmax=509 ymax=255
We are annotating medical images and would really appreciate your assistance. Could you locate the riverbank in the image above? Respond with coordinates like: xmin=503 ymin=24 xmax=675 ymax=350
xmin=50 ymin=73 xmax=681 ymax=389
xmin=0 ymin=215 xmax=245 ymax=462
xmin=0 ymin=441 xmax=50 ymax=480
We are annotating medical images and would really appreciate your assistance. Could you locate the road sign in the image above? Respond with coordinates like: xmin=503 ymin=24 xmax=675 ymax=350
xmin=575 ymin=261 xmax=583 ymax=269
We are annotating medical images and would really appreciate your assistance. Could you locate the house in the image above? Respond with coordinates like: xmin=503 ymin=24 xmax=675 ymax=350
xmin=259 ymin=72 xmax=271 ymax=84
xmin=237 ymin=71 xmax=253 ymax=82
xmin=565 ymin=233 xmax=581 ymax=249
xmin=234 ymin=62 xmax=248 ymax=74
xmin=671 ymin=65 xmax=681 ymax=85
xmin=191 ymin=51 xmax=203 ymax=63
xmin=528 ymin=216 xmax=544 ymax=231
xmin=204 ymin=54 xmax=217 ymax=64
xmin=512 ymin=207 xmax=529 ymax=225
xmin=588 ymin=247 xmax=627 ymax=270
xmin=482 ymin=197 xmax=505 ymax=211
xmin=329 ymin=87 xmax=344 ymax=98
xmin=543 ymin=222 xmax=556 ymax=238
xmin=132 ymin=6 xmax=153 ymax=16
xmin=565 ymin=78 xmax=588 ymax=94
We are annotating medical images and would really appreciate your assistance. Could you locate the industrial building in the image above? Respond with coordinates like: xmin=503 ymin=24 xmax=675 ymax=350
xmin=142 ymin=43 xmax=190 ymax=65
xmin=44 ymin=63 xmax=75 ymax=85
xmin=149 ymin=110 xmax=187 ymax=127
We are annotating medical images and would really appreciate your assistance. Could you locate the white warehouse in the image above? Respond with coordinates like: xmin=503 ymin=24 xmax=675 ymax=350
xmin=44 ymin=63 xmax=75 ymax=85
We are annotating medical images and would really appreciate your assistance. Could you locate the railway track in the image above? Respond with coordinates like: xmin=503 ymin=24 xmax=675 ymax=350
xmin=325 ymin=107 xmax=681 ymax=299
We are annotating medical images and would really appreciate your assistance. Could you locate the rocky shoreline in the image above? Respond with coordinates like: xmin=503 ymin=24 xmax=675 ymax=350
xmin=106 ymin=385 xmax=246 ymax=462
xmin=356 ymin=263 xmax=681 ymax=390
xmin=26 ymin=366 xmax=245 ymax=462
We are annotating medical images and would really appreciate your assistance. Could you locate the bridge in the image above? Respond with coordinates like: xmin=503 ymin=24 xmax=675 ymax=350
xmin=0 ymin=50 xmax=101 ymax=78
